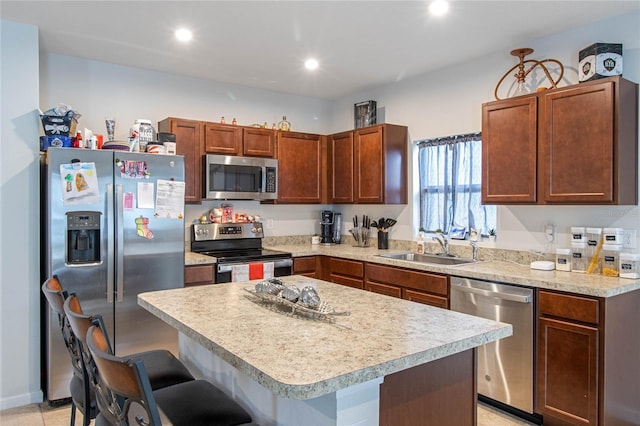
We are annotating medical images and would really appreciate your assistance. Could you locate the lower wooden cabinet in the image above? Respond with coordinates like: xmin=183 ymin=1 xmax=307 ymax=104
xmin=293 ymin=256 xmax=318 ymax=278
xmin=365 ymin=263 xmax=449 ymax=308
xmin=536 ymin=289 xmax=640 ymax=426
xmin=537 ymin=317 xmax=599 ymax=425
xmin=184 ymin=264 xmax=215 ymax=286
xmin=322 ymin=257 xmax=364 ymax=289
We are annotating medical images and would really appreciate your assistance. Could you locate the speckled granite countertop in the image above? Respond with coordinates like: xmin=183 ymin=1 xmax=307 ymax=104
xmin=185 ymin=244 xmax=640 ymax=298
xmin=139 ymin=276 xmax=511 ymax=399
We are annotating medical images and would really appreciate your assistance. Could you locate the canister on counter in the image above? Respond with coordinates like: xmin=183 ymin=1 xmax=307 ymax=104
xmin=601 ymin=244 xmax=622 ymax=277
xmin=571 ymin=242 xmax=587 ymax=273
xmin=571 ymin=226 xmax=586 ymax=242
xmin=585 ymin=227 xmax=603 ymax=274
xmin=603 ymin=227 xmax=624 ymax=244
xmin=555 ymin=248 xmax=572 ymax=272
xmin=619 ymin=253 xmax=640 ymax=279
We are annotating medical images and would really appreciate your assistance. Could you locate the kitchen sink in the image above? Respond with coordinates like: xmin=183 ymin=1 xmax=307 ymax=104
xmin=378 ymin=252 xmax=477 ymax=266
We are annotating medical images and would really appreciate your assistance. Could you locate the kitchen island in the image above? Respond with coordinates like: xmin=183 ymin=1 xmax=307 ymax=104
xmin=139 ymin=276 xmax=511 ymax=426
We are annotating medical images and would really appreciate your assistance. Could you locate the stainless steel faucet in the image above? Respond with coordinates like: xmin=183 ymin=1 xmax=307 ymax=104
xmin=470 ymin=241 xmax=479 ymax=261
xmin=432 ymin=233 xmax=450 ymax=255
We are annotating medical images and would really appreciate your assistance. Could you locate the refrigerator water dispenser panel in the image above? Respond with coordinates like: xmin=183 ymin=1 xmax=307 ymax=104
xmin=66 ymin=211 xmax=101 ymax=264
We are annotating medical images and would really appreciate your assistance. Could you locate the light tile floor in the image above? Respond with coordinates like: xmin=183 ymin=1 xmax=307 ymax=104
xmin=1 ymin=400 xmax=537 ymax=425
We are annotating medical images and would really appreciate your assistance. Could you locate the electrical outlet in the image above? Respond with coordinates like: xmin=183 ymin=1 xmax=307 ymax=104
xmin=544 ymin=223 xmax=555 ymax=243
xmin=266 ymin=219 xmax=274 ymax=229
xmin=622 ymin=229 xmax=637 ymax=249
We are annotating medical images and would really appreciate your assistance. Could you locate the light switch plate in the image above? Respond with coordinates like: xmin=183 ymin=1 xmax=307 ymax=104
xmin=622 ymin=229 xmax=637 ymax=249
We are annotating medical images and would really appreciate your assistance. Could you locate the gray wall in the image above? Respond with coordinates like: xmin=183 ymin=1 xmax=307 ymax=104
xmin=0 ymin=20 xmax=42 ymax=408
xmin=1 ymin=9 xmax=639 ymax=408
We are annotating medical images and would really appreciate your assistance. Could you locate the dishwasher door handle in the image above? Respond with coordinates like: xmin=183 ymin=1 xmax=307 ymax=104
xmin=451 ymin=283 xmax=532 ymax=303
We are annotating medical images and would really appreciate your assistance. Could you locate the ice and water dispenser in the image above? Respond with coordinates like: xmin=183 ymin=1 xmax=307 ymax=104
xmin=66 ymin=211 xmax=101 ymax=264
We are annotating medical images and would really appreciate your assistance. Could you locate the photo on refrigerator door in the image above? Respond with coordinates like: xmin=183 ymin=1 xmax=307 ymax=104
xmin=59 ymin=162 xmax=100 ymax=205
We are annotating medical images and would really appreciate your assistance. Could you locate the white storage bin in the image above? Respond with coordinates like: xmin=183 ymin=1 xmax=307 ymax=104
xmin=601 ymin=244 xmax=622 ymax=277
xmin=571 ymin=242 xmax=587 ymax=273
xmin=555 ymin=248 xmax=571 ymax=272
xmin=619 ymin=253 xmax=640 ymax=279
xmin=603 ymin=227 xmax=624 ymax=244
xmin=571 ymin=227 xmax=586 ymax=243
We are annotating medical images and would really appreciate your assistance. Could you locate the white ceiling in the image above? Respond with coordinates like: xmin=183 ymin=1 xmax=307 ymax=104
xmin=2 ymin=1 xmax=639 ymax=100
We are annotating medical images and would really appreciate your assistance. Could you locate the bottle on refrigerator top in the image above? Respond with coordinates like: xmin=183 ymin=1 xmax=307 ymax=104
xmin=130 ymin=119 xmax=156 ymax=152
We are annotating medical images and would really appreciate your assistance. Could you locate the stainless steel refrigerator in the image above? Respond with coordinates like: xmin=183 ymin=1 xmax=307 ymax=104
xmin=41 ymin=147 xmax=185 ymax=402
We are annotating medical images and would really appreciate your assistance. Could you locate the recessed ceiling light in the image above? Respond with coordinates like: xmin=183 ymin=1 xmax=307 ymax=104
xmin=428 ymin=0 xmax=449 ymax=16
xmin=304 ymin=58 xmax=319 ymax=71
xmin=175 ymin=28 xmax=193 ymax=42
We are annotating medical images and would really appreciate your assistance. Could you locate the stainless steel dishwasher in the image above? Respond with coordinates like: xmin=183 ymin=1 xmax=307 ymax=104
xmin=450 ymin=277 xmax=535 ymax=416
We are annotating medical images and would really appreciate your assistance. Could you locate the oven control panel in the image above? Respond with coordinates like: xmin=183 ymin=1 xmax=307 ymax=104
xmin=192 ymin=223 xmax=264 ymax=241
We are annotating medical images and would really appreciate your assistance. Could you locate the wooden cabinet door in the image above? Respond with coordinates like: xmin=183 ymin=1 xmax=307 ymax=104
xmin=537 ymin=317 xmax=599 ymax=425
xmin=354 ymin=125 xmax=384 ymax=203
xmin=243 ymin=127 xmax=276 ymax=158
xmin=204 ymin=123 xmax=242 ymax=155
xmin=541 ymin=81 xmax=614 ymax=203
xmin=482 ymin=96 xmax=538 ymax=204
xmin=329 ymin=131 xmax=354 ymax=203
xmin=277 ymin=131 xmax=324 ymax=203
xmin=158 ymin=118 xmax=202 ymax=203
xmin=293 ymin=256 xmax=317 ymax=278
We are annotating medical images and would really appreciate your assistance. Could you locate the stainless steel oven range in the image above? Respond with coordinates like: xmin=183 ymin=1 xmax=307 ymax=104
xmin=191 ymin=223 xmax=292 ymax=283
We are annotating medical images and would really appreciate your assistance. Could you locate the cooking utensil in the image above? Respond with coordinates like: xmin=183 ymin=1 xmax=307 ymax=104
xmin=385 ymin=218 xmax=397 ymax=228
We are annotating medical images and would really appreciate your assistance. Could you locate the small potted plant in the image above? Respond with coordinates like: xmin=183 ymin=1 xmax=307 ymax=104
xmin=488 ymin=229 xmax=497 ymax=242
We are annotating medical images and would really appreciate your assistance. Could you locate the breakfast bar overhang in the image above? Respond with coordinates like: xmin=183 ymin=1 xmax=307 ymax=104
xmin=139 ymin=276 xmax=512 ymax=425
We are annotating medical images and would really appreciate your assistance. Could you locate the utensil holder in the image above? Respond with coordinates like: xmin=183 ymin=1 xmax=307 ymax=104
xmin=378 ymin=231 xmax=389 ymax=250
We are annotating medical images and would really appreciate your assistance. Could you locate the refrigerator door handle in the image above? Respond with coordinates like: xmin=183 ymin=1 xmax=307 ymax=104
xmin=115 ymin=184 xmax=124 ymax=302
xmin=106 ymin=184 xmax=115 ymax=303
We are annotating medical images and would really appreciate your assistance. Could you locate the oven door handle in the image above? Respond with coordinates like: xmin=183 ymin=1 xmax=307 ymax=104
xmin=217 ymin=258 xmax=293 ymax=273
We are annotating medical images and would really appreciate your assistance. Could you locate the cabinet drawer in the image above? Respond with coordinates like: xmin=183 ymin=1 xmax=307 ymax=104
xmin=293 ymin=256 xmax=317 ymax=274
xmin=330 ymin=258 xmax=364 ymax=278
xmin=365 ymin=282 xmax=402 ymax=298
xmin=539 ymin=290 xmax=600 ymax=325
xmin=403 ymin=289 xmax=448 ymax=309
xmin=184 ymin=264 xmax=215 ymax=286
xmin=366 ymin=263 xmax=448 ymax=296
xmin=330 ymin=274 xmax=363 ymax=290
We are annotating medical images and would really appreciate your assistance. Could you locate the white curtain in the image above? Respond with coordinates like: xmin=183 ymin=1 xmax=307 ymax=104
xmin=417 ymin=133 xmax=496 ymax=235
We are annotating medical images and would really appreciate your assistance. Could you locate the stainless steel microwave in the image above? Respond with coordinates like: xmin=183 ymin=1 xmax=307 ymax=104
xmin=204 ymin=154 xmax=278 ymax=200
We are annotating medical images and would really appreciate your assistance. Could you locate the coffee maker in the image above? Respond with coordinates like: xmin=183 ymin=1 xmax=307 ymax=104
xmin=320 ymin=210 xmax=341 ymax=245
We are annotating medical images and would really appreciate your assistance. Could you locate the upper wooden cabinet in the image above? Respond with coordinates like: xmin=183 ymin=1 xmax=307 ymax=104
xmin=204 ymin=123 xmax=276 ymax=158
xmin=276 ymin=131 xmax=326 ymax=203
xmin=328 ymin=131 xmax=355 ymax=203
xmin=330 ymin=124 xmax=408 ymax=204
xmin=243 ymin=127 xmax=276 ymax=157
xmin=158 ymin=117 xmax=203 ymax=203
xmin=482 ymin=76 xmax=638 ymax=205
xmin=204 ymin=122 xmax=242 ymax=155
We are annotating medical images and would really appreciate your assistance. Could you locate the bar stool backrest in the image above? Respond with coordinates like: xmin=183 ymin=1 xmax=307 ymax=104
xmin=87 ymin=325 xmax=162 ymax=426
